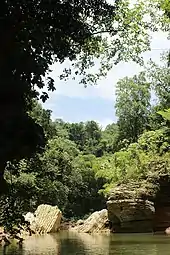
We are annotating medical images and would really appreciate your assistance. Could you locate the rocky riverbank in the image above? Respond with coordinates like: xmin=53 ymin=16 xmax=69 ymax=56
xmin=107 ymin=183 xmax=155 ymax=233
xmin=106 ymin=172 xmax=170 ymax=233
xmin=70 ymin=171 xmax=170 ymax=234
xmin=2 ymin=170 xmax=170 ymax=245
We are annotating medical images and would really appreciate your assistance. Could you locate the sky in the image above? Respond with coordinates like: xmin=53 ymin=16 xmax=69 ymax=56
xmin=44 ymin=31 xmax=169 ymax=128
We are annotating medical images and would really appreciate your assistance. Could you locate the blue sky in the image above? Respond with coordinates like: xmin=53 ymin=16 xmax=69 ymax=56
xmin=44 ymin=31 xmax=169 ymax=128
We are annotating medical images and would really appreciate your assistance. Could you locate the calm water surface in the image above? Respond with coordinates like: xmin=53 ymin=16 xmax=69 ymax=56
xmin=1 ymin=231 xmax=170 ymax=255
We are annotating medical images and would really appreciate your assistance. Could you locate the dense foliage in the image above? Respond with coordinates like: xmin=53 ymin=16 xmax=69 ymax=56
xmin=115 ymin=72 xmax=151 ymax=143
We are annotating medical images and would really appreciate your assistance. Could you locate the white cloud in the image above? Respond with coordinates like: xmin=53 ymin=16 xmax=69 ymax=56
xmin=46 ymin=31 xmax=169 ymax=103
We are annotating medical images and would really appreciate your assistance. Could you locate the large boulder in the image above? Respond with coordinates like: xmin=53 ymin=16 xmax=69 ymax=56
xmin=107 ymin=184 xmax=155 ymax=233
xmin=72 ymin=209 xmax=109 ymax=233
xmin=107 ymin=198 xmax=155 ymax=233
xmin=29 ymin=204 xmax=62 ymax=234
xmin=107 ymin=173 xmax=170 ymax=233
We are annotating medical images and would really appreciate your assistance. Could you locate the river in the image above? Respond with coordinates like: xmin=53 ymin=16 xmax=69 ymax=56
xmin=1 ymin=231 xmax=170 ymax=255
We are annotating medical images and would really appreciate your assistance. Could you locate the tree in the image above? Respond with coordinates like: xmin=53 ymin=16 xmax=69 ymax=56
xmin=100 ymin=123 xmax=120 ymax=154
xmin=67 ymin=121 xmax=102 ymax=155
xmin=67 ymin=122 xmax=86 ymax=151
xmin=147 ymin=56 xmax=170 ymax=109
xmin=53 ymin=119 xmax=69 ymax=139
xmin=70 ymin=154 xmax=105 ymax=217
xmin=84 ymin=121 xmax=102 ymax=155
xmin=144 ymin=54 xmax=170 ymax=130
xmin=30 ymin=101 xmax=57 ymax=139
xmin=115 ymin=72 xmax=151 ymax=143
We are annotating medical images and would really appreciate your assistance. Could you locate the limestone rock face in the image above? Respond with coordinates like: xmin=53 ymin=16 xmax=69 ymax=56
xmin=106 ymin=175 xmax=170 ymax=233
xmin=107 ymin=199 xmax=155 ymax=232
xmin=72 ymin=209 xmax=109 ymax=233
xmin=30 ymin=204 xmax=62 ymax=234
xmin=107 ymin=185 xmax=155 ymax=233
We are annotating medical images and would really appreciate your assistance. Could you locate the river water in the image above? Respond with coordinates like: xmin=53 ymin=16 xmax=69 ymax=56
xmin=1 ymin=231 xmax=170 ymax=255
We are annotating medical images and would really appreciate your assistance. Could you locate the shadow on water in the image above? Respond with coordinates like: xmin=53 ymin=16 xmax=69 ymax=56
xmin=1 ymin=231 xmax=170 ymax=255
xmin=58 ymin=231 xmax=110 ymax=255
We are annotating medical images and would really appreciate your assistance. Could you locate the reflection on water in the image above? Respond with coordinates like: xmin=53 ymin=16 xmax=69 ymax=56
xmin=0 ymin=231 xmax=170 ymax=255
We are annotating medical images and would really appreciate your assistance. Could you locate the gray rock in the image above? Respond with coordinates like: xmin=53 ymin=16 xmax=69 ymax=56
xmin=27 ymin=204 xmax=62 ymax=234
xmin=72 ymin=209 xmax=109 ymax=233
xmin=107 ymin=198 xmax=155 ymax=232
